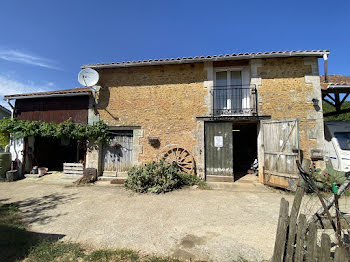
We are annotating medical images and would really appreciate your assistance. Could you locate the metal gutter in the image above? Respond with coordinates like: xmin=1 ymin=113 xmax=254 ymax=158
xmin=82 ymin=50 xmax=330 ymax=69
xmin=4 ymin=92 xmax=91 ymax=100
xmin=327 ymin=85 xmax=350 ymax=88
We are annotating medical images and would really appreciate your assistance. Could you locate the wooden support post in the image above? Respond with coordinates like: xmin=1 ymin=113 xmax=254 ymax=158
xmin=306 ymin=222 xmax=317 ymax=262
xmin=335 ymin=93 xmax=341 ymax=113
xmin=319 ymin=233 xmax=331 ymax=262
xmin=285 ymin=179 xmax=305 ymax=262
xmin=272 ymin=198 xmax=290 ymax=262
xmin=295 ymin=214 xmax=307 ymax=262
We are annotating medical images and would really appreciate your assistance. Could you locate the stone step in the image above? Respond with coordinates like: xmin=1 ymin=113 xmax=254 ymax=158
xmin=101 ymin=171 xmax=128 ymax=178
xmin=98 ymin=176 xmax=126 ymax=184
xmin=207 ymin=180 xmax=266 ymax=192
xmin=206 ymin=175 xmax=234 ymax=182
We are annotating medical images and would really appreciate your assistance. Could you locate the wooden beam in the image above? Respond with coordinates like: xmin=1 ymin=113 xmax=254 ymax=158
xmin=324 ymin=108 xmax=350 ymax=117
xmin=322 ymin=98 xmax=336 ymax=107
xmin=324 ymin=94 xmax=336 ymax=102
xmin=335 ymin=93 xmax=341 ymax=112
xmin=340 ymin=93 xmax=350 ymax=104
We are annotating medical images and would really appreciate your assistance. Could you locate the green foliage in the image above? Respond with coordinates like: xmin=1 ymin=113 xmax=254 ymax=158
xmin=323 ymin=100 xmax=350 ymax=121
xmin=0 ymin=117 xmax=109 ymax=142
xmin=0 ymin=131 xmax=10 ymax=147
xmin=180 ymin=173 xmax=210 ymax=189
xmin=310 ymin=163 xmax=349 ymax=192
xmin=27 ymin=241 xmax=83 ymax=262
xmin=87 ymin=249 xmax=140 ymax=262
xmin=125 ymin=161 xmax=184 ymax=193
xmin=125 ymin=161 xmax=206 ymax=194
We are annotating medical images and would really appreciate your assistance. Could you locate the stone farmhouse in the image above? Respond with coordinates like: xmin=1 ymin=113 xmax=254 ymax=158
xmin=82 ymin=50 xmax=328 ymax=190
xmin=4 ymin=50 xmax=330 ymax=190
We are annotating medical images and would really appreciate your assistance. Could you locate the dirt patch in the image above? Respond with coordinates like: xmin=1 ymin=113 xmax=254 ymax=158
xmin=0 ymin=177 xmax=299 ymax=261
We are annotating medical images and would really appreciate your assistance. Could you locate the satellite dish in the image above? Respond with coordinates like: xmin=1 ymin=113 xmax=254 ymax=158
xmin=78 ymin=68 xmax=99 ymax=87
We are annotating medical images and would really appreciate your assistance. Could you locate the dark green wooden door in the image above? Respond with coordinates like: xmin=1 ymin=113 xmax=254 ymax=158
xmin=205 ymin=122 xmax=233 ymax=179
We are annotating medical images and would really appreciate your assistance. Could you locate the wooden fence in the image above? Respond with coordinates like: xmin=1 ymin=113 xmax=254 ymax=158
xmin=272 ymin=181 xmax=350 ymax=261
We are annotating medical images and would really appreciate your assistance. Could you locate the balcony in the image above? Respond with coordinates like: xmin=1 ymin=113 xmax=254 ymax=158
xmin=211 ymin=85 xmax=257 ymax=116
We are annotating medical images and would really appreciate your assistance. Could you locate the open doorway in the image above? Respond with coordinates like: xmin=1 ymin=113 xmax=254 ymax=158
xmin=232 ymin=122 xmax=258 ymax=181
xmin=33 ymin=137 xmax=86 ymax=170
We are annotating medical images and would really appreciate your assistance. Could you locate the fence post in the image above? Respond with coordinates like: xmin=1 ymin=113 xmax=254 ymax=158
xmin=285 ymin=180 xmax=305 ymax=262
xmin=306 ymin=222 xmax=317 ymax=262
xmin=272 ymin=198 xmax=289 ymax=262
xmin=334 ymin=246 xmax=348 ymax=262
xmin=294 ymin=214 xmax=307 ymax=262
xmin=319 ymin=233 xmax=331 ymax=262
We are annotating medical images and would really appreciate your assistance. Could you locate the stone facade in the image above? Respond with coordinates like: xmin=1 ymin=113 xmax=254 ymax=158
xmin=91 ymin=56 xmax=324 ymax=183
xmin=96 ymin=63 xmax=208 ymax=166
xmin=257 ymin=57 xmax=324 ymax=160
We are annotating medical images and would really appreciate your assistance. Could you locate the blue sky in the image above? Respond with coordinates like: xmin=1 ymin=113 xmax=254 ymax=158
xmin=0 ymin=0 xmax=349 ymax=109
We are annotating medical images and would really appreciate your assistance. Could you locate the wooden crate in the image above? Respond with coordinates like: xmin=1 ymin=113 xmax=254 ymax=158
xmin=63 ymin=163 xmax=83 ymax=176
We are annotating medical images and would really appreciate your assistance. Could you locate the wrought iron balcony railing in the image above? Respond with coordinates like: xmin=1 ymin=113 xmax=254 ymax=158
xmin=211 ymin=85 xmax=257 ymax=116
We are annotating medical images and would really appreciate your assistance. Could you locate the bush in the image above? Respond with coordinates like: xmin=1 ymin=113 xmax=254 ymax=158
xmin=124 ymin=161 xmax=206 ymax=194
xmin=180 ymin=173 xmax=209 ymax=189
xmin=310 ymin=163 xmax=349 ymax=192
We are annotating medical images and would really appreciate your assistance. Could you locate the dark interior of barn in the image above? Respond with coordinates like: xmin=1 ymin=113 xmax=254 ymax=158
xmin=232 ymin=122 xmax=257 ymax=181
xmin=33 ymin=137 xmax=86 ymax=170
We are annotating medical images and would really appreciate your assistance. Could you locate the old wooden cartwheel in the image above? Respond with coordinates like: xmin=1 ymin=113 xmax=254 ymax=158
xmin=157 ymin=144 xmax=195 ymax=174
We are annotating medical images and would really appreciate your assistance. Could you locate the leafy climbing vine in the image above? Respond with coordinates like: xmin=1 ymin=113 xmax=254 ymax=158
xmin=0 ymin=118 xmax=109 ymax=143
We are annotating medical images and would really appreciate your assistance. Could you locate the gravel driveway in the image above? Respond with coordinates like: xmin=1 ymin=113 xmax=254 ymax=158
xmin=0 ymin=174 xmax=295 ymax=261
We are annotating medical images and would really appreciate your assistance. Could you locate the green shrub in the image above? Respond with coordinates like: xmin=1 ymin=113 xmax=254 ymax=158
xmin=180 ymin=173 xmax=210 ymax=189
xmin=124 ymin=161 xmax=206 ymax=193
xmin=310 ymin=163 xmax=349 ymax=192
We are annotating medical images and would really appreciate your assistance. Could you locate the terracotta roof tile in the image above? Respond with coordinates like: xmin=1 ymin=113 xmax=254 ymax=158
xmin=320 ymin=75 xmax=350 ymax=89
xmin=82 ymin=50 xmax=330 ymax=69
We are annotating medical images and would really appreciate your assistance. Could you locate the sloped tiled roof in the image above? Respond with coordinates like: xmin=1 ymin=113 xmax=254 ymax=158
xmin=320 ymin=75 xmax=350 ymax=89
xmin=4 ymin=88 xmax=92 ymax=100
xmin=82 ymin=50 xmax=329 ymax=69
xmin=0 ymin=104 xmax=11 ymax=115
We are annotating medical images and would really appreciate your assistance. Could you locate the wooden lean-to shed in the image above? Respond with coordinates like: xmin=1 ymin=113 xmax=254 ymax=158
xmin=4 ymin=88 xmax=93 ymax=174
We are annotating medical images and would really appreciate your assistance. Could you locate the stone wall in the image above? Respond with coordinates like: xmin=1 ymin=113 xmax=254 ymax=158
xmin=96 ymin=63 xmax=208 ymax=165
xmin=257 ymin=57 xmax=324 ymax=161
xmin=93 ymin=57 xmax=324 ymax=180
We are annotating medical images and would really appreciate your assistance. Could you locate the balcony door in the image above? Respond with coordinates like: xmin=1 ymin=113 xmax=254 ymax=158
xmin=214 ymin=69 xmax=249 ymax=116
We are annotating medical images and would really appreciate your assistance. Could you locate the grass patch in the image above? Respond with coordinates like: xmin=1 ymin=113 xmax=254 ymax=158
xmin=0 ymin=203 xmax=39 ymax=261
xmin=26 ymin=241 xmax=83 ymax=262
xmin=86 ymin=249 xmax=139 ymax=262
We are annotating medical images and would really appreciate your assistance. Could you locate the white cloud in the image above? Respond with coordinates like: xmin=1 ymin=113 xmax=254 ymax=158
xmin=0 ymin=74 xmax=55 ymax=109
xmin=0 ymin=49 xmax=60 ymax=70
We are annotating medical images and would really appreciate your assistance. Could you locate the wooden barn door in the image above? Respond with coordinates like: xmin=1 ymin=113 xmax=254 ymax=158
xmin=205 ymin=121 xmax=234 ymax=182
xmin=261 ymin=119 xmax=300 ymax=190
xmin=102 ymin=131 xmax=133 ymax=176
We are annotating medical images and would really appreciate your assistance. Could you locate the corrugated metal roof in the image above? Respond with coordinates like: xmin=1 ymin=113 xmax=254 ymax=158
xmin=4 ymin=88 xmax=92 ymax=100
xmin=82 ymin=50 xmax=330 ymax=69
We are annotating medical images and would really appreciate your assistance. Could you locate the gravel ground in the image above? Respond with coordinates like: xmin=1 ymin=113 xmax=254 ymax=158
xmin=0 ymin=174 xmax=296 ymax=261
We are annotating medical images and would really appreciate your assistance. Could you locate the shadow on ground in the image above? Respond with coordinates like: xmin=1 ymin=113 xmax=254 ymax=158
xmin=0 ymin=203 xmax=64 ymax=262
xmin=0 ymin=224 xmax=65 ymax=262
xmin=0 ymin=193 xmax=76 ymax=262
xmin=10 ymin=193 xmax=77 ymax=225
